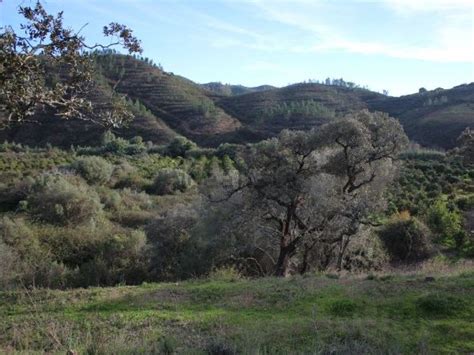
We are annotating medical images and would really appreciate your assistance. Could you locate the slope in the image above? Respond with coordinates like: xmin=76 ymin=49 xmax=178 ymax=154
xmin=200 ymin=82 xmax=277 ymax=96
xmin=95 ymin=54 xmax=241 ymax=144
xmin=367 ymin=83 xmax=474 ymax=149
xmin=0 ymin=67 xmax=177 ymax=147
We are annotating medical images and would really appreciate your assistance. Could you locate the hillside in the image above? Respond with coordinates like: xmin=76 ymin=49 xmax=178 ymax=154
xmin=0 ymin=54 xmax=472 ymax=149
xmin=367 ymin=84 xmax=474 ymax=149
xmin=0 ymin=66 xmax=177 ymax=147
xmin=95 ymin=54 xmax=241 ymax=143
xmin=200 ymin=82 xmax=277 ymax=96
xmin=211 ymin=83 xmax=382 ymax=143
xmin=213 ymin=82 xmax=474 ymax=148
xmin=1 ymin=269 xmax=472 ymax=353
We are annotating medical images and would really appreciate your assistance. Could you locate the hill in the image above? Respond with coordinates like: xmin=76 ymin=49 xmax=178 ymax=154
xmin=95 ymin=54 xmax=241 ymax=143
xmin=1 ymin=269 xmax=472 ymax=353
xmin=367 ymin=84 xmax=474 ymax=149
xmin=200 ymin=82 xmax=277 ymax=96
xmin=213 ymin=82 xmax=474 ymax=148
xmin=0 ymin=54 xmax=472 ymax=149
xmin=0 ymin=61 xmax=178 ymax=147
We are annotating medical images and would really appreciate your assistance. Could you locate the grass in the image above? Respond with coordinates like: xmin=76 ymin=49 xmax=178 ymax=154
xmin=1 ymin=269 xmax=473 ymax=354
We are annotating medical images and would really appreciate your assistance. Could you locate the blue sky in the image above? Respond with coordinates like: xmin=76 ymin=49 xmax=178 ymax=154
xmin=1 ymin=0 xmax=473 ymax=96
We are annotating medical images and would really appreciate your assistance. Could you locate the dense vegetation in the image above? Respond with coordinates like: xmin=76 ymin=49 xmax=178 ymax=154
xmin=0 ymin=120 xmax=472 ymax=290
xmin=0 ymin=3 xmax=473 ymax=353
xmin=1 ymin=50 xmax=473 ymax=149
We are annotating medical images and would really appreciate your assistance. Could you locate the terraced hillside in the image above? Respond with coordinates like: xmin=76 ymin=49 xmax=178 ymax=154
xmin=95 ymin=54 xmax=241 ymax=143
xmin=0 ymin=54 xmax=472 ymax=149
xmin=214 ymin=83 xmax=382 ymax=140
xmin=368 ymin=84 xmax=474 ymax=149
xmin=0 ymin=72 xmax=177 ymax=147
xmin=200 ymin=82 xmax=276 ymax=96
xmin=214 ymin=82 xmax=474 ymax=148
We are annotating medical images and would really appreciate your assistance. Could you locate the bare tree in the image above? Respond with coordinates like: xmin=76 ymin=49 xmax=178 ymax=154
xmin=0 ymin=1 xmax=142 ymax=128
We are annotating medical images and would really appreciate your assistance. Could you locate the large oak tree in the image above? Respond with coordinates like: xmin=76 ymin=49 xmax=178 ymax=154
xmin=208 ymin=110 xmax=408 ymax=276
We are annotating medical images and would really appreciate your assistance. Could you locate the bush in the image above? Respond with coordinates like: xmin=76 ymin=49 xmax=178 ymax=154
xmin=165 ymin=137 xmax=197 ymax=157
xmin=426 ymin=199 xmax=464 ymax=248
xmin=341 ymin=230 xmax=389 ymax=271
xmin=456 ymin=195 xmax=474 ymax=211
xmin=27 ymin=174 xmax=102 ymax=225
xmin=379 ymin=217 xmax=433 ymax=263
xmin=150 ymin=168 xmax=195 ymax=195
xmin=145 ymin=209 xmax=203 ymax=281
xmin=72 ymin=156 xmax=113 ymax=185
xmin=0 ymin=177 xmax=34 ymax=212
xmin=0 ymin=217 xmax=71 ymax=288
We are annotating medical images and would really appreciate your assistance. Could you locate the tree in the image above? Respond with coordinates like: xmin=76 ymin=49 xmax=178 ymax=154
xmin=209 ymin=110 xmax=408 ymax=276
xmin=455 ymin=127 xmax=473 ymax=166
xmin=0 ymin=1 xmax=142 ymax=128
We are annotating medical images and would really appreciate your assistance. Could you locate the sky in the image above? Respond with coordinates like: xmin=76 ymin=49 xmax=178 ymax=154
xmin=1 ymin=0 xmax=473 ymax=96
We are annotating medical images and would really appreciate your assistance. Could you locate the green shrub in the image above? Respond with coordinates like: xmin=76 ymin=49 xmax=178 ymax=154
xmin=165 ymin=137 xmax=197 ymax=157
xmin=341 ymin=230 xmax=389 ymax=271
xmin=379 ymin=217 xmax=433 ymax=263
xmin=0 ymin=217 xmax=72 ymax=288
xmin=42 ymin=223 xmax=148 ymax=287
xmin=426 ymin=199 xmax=464 ymax=247
xmin=72 ymin=156 xmax=113 ymax=185
xmin=456 ymin=195 xmax=474 ymax=211
xmin=150 ymin=168 xmax=195 ymax=195
xmin=97 ymin=187 xmax=122 ymax=211
xmin=145 ymin=211 xmax=201 ymax=281
xmin=119 ymin=188 xmax=153 ymax=210
xmin=27 ymin=174 xmax=102 ymax=225
xmin=0 ymin=177 xmax=34 ymax=212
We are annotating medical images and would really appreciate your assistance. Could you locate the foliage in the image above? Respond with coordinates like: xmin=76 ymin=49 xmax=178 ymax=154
xmin=426 ymin=199 xmax=466 ymax=248
xmin=0 ymin=1 xmax=141 ymax=127
xmin=145 ymin=208 xmax=201 ymax=280
xmin=0 ymin=216 xmax=148 ymax=288
xmin=165 ymin=136 xmax=197 ymax=157
xmin=26 ymin=174 xmax=102 ymax=225
xmin=150 ymin=168 xmax=195 ymax=195
xmin=455 ymin=127 xmax=474 ymax=166
xmin=209 ymin=110 xmax=408 ymax=276
xmin=379 ymin=216 xmax=433 ymax=263
xmin=72 ymin=156 xmax=113 ymax=185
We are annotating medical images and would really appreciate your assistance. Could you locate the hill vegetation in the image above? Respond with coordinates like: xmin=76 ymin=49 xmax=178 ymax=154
xmin=1 ymin=52 xmax=472 ymax=149
xmin=0 ymin=4 xmax=473 ymax=353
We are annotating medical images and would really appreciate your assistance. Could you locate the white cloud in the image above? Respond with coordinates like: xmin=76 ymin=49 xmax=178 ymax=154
xmin=249 ymin=0 xmax=474 ymax=63
xmin=379 ymin=0 xmax=473 ymax=13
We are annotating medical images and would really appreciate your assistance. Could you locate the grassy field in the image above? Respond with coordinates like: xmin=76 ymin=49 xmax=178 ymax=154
xmin=1 ymin=265 xmax=473 ymax=354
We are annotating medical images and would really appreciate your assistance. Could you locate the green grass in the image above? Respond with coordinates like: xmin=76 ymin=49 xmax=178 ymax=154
xmin=1 ymin=271 xmax=473 ymax=354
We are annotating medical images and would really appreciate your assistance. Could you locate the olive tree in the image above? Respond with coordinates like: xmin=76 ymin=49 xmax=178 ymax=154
xmin=0 ymin=1 xmax=141 ymax=127
xmin=209 ymin=110 xmax=408 ymax=276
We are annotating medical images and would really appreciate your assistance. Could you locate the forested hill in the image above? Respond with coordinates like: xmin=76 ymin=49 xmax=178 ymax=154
xmin=200 ymin=82 xmax=277 ymax=96
xmin=0 ymin=53 xmax=472 ymax=149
